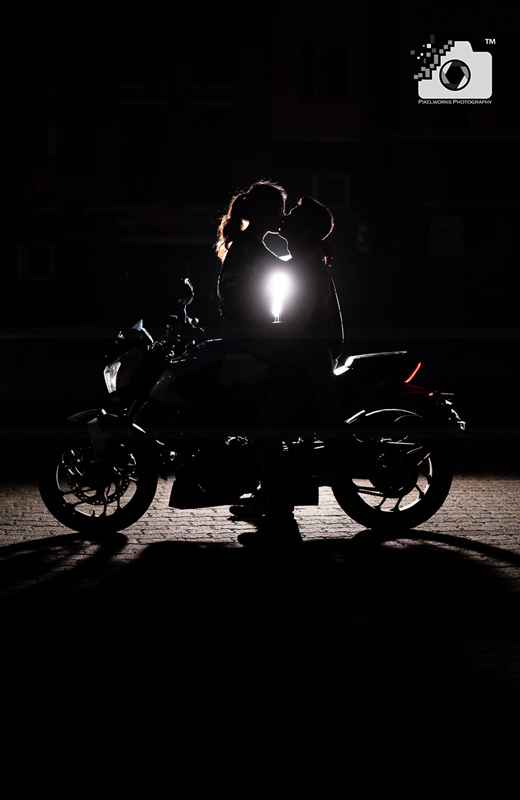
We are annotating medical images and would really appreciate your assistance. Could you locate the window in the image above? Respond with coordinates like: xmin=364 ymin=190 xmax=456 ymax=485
xmin=429 ymin=214 xmax=465 ymax=261
xmin=190 ymin=43 xmax=234 ymax=86
xmin=190 ymin=107 xmax=231 ymax=203
xmin=122 ymin=106 xmax=164 ymax=201
xmin=312 ymin=174 xmax=349 ymax=210
xmin=117 ymin=13 xmax=165 ymax=85
xmin=497 ymin=33 xmax=520 ymax=130
xmin=427 ymin=102 xmax=469 ymax=131
xmin=302 ymin=42 xmax=350 ymax=101
xmin=426 ymin=7 xmax=477 ymax=27
xmin=17 ymin=244 xmax=56 ymax=281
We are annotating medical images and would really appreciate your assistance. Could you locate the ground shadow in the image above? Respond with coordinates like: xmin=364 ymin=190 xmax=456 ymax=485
xmin=1 ymin=525 xmax=519 ymax=794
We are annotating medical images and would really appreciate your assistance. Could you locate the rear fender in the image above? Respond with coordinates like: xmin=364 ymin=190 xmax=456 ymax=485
xmin=345 ymin=408 xmax=424 ymax=440
xmin=402 ymin=383 xmax=451 ymax=397
xmin=346 ymin=401 xmax=465 ymax=445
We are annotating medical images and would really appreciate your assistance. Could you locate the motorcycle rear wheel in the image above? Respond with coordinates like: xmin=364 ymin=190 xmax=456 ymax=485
xmin=38 ymin=438 xmax=158 ymax=535
xmin=331 ymin=410 xmax=453 ymax=530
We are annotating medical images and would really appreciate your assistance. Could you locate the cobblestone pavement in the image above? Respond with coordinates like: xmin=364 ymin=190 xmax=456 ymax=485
xmin=0 ymin=473 xmax=519 ymax=796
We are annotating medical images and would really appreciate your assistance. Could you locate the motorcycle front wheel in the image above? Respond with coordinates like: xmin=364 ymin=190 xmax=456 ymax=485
xmin=38 ymin=436 xmax=158 ymax=535
xmin=331 ymin=410 xmax=453 ymax=530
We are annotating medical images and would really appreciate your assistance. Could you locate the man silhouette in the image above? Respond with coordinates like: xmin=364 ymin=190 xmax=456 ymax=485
xmin=235 ymin=197 xmax=344 ymax=547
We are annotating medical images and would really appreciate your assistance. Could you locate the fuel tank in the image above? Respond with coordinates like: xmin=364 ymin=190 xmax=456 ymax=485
xmin=149 ymin=339 xmax=273 ymax=406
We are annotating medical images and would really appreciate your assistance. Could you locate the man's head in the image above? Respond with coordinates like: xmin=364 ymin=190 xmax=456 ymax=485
xmin=280 ymin=197 xmax=334 ymax=250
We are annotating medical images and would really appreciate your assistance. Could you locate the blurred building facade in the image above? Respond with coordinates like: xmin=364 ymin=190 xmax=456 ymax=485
xmin=3 ymin=2 xmax=519 ymax=332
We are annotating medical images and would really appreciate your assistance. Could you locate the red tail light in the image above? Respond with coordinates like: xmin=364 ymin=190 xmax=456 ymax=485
xmin=405 ymin=362 xmax=421 ymax=383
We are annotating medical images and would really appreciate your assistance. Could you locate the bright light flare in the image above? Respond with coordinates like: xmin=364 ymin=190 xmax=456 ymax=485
xmin=268 ymin=271 xmax=292 ymax=323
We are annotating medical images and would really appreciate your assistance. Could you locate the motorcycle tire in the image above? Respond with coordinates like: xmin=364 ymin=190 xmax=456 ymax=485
xmin=38 ymin=437 xmax=159 ymax=535
xmin=331 ymin=409 xmax=453 ymax=531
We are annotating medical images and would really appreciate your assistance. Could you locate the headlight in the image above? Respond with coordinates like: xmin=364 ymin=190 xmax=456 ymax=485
xmin=104 ymin=359 xmax=121 ymax=393
xmin=104 ymin=348 xmax=145 ymax=394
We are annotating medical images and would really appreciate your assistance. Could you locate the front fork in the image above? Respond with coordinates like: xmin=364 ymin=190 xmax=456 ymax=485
xmin=90 ymin=406 xmax=171 ymax=480
xmin=86 ymin=416 xmax=113 ymax=461
xmin=70 ymin=403 xmax=150 ymax=463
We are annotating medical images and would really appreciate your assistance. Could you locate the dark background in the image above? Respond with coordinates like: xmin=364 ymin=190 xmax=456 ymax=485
xmin=2 ymin=0 xmax=519 ymax=471
xmin=1 ymin=5 xmax=519 ymax=796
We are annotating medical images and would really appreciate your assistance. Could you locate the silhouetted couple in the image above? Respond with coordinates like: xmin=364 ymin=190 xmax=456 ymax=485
xmin=215 ymin=180 xmax=344 ymax=547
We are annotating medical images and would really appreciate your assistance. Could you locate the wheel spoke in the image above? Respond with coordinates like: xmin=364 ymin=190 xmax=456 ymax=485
xmin=415 ymin=453 xmax=432 ymax=469
xmin=357 ymin=486 xmax=385 ymax=498
xmin=418 ymin=469 xmax=432 ymax=485
xmin=69 ymin=498 xmax=91 ymax=508
xmin=330 ymin=413 xmax=452 ymax=527
xmin=58 ymin=442 xmax=138 ymax=514
xmin=391 ymin=495 xmax=405 ymax=512
xmin=40 ymin=439 xmax=158 ymax=532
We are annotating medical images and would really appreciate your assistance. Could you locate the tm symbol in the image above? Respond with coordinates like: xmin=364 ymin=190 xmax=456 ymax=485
xmin=486 ymin=38 xmax=496 ymax=45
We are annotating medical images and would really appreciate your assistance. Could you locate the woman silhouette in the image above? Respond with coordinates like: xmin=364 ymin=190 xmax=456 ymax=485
xmin=216 ymin=180 xmax=287 ymax=330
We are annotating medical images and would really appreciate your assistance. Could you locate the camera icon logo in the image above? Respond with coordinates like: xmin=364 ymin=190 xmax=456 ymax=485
xmin=412 ymin=39 xmax=492 ymax=99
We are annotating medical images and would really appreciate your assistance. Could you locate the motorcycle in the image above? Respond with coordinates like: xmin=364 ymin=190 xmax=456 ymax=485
xmin=38 ymin=278 xmax=466 ymax=536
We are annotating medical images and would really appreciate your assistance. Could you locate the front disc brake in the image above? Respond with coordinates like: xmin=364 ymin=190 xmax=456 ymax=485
xmin=64 ymin=446 xmax=133 ymax=506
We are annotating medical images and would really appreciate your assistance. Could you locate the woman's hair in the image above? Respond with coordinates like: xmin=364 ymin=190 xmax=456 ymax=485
xmin=294 ymin=196 xmax=334 ymax=242
xmin=215 ymin=180 xmax=287 ymax=262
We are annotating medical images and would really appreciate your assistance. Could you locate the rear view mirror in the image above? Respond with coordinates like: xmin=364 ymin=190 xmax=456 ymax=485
xmin=175 ymin=277 xmax=194 ymax=308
